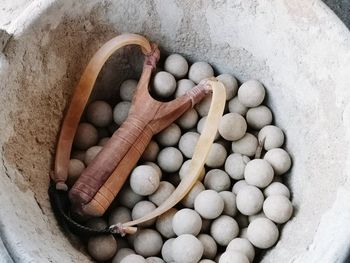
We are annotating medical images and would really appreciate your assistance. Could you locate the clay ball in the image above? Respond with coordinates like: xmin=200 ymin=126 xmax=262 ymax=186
xmin=109 ymin=206 xmax=132 ymax=225
xmin=182 ymin=181 xmax=205 ymax=208
xmin=120 ymin=79 xmax=138 ymax=101
xmin=118 ymin=185 xmax=143 ymax=209
xmin=178 ymin=132 xmax=200 ymax=158
xmin=227 ymin=238 xmax=255 ymax=262
xmin=218 ymin=113 xmax=247 ymax=141
xmin=204 ymin=169 xmax=231 ymax=192
xmin=164 ymin=54 xmax=189 ymax=79
xmin=84 ymin=145 xmax=103 ymax=166
xmin=172 ymin=208 xmax=202 ymax=236
xmin=198 ymin=234 xmax=217 ymax=259
xmin=121 ymin=254 xmax=146 ymax=263
xmin=247 ymin=218 xmax=279 ymax=249
xmin=195 ymin=94 xmax=212 ymax=117
xmin=248 ymin=211 xmax=267 ymax=223
xmin=146 ymin=257 xmax=165 ymax=263
xmin=157 ymin=147 xmax=183 ymax=173
xmin=194 ymin=190 xmax=224 ymax=219
xmin=153 ymin=71 xmax=176 ymax=98
xmin=144 ymin=162 xmax=162 ymax=180
xmin=73 ymin=122 xmax=99 ymax=150
xmin=244 ymin=159 xmax=274 ymax=188
xmin=179 ymin=159 xmax=205 ymax=181
xmin=236 ymin=185 xmax=264 ymax=216
xmin=161 ymin=238 xmax=175 ymax=262
xmin=197 ymin=116 xmax=220 ymax=140
xmin=263 ymin=195 xmax=293 ymax=224
xmin=130 ymin=165 xmax=160 ymax=196
xmin=206 ymin=143 xmax=227 ymax=168
xmin=264 ymin=182 xmax=291 ymax=198
xmin=237 ymin=80 xmax=265 ymax=107
xmin=67 ymin=159 xmax=85 ymax=185
xmin=228 ymin=97 xmax=248 ymax=116
xmin=86 ymin=100 xmax=113 ymax=127
xmin=175 ymin=79 xmax=195 ymax=97
xmin=112 ymin=248 xmax=135 ymax=263
xmin=132 ymin=200 xmax=157 ymax=227
xmin=88 ymin=235 xmax=117 ymax=261
xmin=217 ymin=73 xmax=238 ymax=100
xmin=134 ymin=229 xmax=163 ymax=257
xmin=258 ymin=125 xmax=285 ymax=150
xmin=142 ymin=140 xmax=160 ymax=162
xmin=177 ymin=108 xmax=198 ymax=130
xmin=219 ymin=191 xmax=237 ymax=217
xmin=210 ymin=215 xmax=239 ymax=246
xmin=232 ymin=180 xmax=249 ymax=195
xmin=98 ymin=137 xmax=110 ymax=146
xmin=113 ymin=101 xmax=131 ymax=125
xmin=156 ymin=208 xmax=177 ymax=238
xmin=225 ymin=153 xmax=250 ymax=180
xmin=231 ymin=133 xmax=258 ymax=157
xmin=199 ymin=259 xmax=216 ymax=263
xmin=172 ymin=234 xmax=204 ymax=263
xmin=188 ymin=61 xmax=214 ymax=84
xmin=264 ymin=148 xmax=292 ymax=175
xmin=156 ymin=123 xmax=181 ymax=147
xmin=149 ymin=181 xmax=175 ymax=206
xmin=219 ymin=250 xmax=249 ymax=263
xmin=246 ymin=105 xmax=273 ymax=130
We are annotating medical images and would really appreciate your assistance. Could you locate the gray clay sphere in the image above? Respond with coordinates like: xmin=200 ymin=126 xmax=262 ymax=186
xmin=120 ymin=254 xmax=146 ymax=263
xmin=216 ymin=73 xmax=238 ymax=101
xmin=228 ymin=96 xmax=249 ymax=116
xmin=182 ymin=181 xmax=205 ymax=208
xmin=225 ymin=153 xmax=250 ymax=180
xmin=264 ymin=148 xmax=292 ymax=175
xmin=73 ymin=122 xmax=99 ymax=150
xmin=86 ymin=100 xmax=113 ymax=127
xmin=197 ymin=233 xmax=217 ymax=260
xmin=244 ymin=159 xmax=274 ymax=188
xmin=195 ymin=94 xmax=212 ymax=117
xmin=132 ymin=200 xmax=157 ymax=227
xmin=236 ymin=185 xmax=264 ymax=216
xmin=164 ymin=54 xmax=189 ymax=79
xmin=178 ymin=132 xmax=200 ymax=158
xmin=149 ymin=181 xmax=175 ymax=206
xmin=227 ymin=238 xmax=255 ymax=262
xmin=237 ymin=80 xmax=265 ymax=107
xmin=157 ymin=147 xmax=183 ymax=173
xmin=112 ymin=248 xmax=135 ymax=263
xmin=263 ymin=182 xmax=291 ymax=199
xmin=232 ymin=180 xmax=249 ymax=195
xmin=205 ymin=143 xmax=227 ymax=168
xmin=118 ymin=184 xmax=143 ymax=209
xmin=84 ymin=145 xmax=103 ymax=166
xmin=120 ymin=79 xmax=138 ymax=101
xmin=210 ymin=215 xmax=239 ymax=246
xmin=153 ymin=71 xmax=176 ymax=98
xmin=146 ymin=257 xmax=165 ymax=263
xmin=67 ymin=159 xmax=85 ymax=185
xmin=258 ymin=125 xmax=285 ymax=150
xmin=88 ymin=235 xmax=117 ymax=261
xmin=109 ymin=206 xmax=132 ymax=225
xmin=130 ymin=165 xmax=160 ymax=196
xmin=199 ymin=260 xmax=216 ymax=263
xmin=197 ymin=116 xmax=220 ymax=140
xmin=144 ymin=162 xmax=162 ymax=180
xmin=188 ymin=61 xmax=214 ymax=84
xmin=204 ymin=169 xmax=231 ymax=192
xmin=263 ymin=195 xmax=293 ymax=224
xmin=113 ymin=101 xmax=131 ymax=125
xmin=156 ymin=208 xmax=177 ymax=238
xmin=248 ymin=211 xmax=267 ymax=223
xmin=231 ymin=133 xmax=258 ymax=157
xmin=172 ymin=234 xmax=204 ymax=263
xmin=179 ymin=159 xmax=205 ymax=181
xmin=247 ymin=218 xmax=279 ymax=249
xmin=161 ymin=238 xmax=175 ymax=262
xmin=175 ymin=79 xmax=195 ymax=98
xmin=134 ymin=229 xmax=163 ymax=257
xmin=177 ymin=108 xmax=199 ymax=130
xmin=156 ymin=123 xmax=181 ymax=147
xmin=172 ymin=208 xmax=202 ymax=236
xmin=219 ymin=250 xmax=249 ymax=263
xmin=218 ymin=113 xmax=247 ymax=141
xmin=219 ymin=191 xmax=237 ymax=217
xmin=246 ymin=105 xmax=273 ymax=130
xmin=142 ymin=140 xmax=160 ymax=162
xmin=194 ymin=190 xmax=224 ymax=219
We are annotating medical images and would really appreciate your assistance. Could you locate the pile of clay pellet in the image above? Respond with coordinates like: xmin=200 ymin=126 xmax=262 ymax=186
xmin=68 ymin=53 xmax=293 ymax=263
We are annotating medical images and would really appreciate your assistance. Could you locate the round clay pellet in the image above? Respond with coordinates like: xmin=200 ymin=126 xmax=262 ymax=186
xmin=210 ymin=215 xmax=239 ymax=246
xmin=130 ymin=165 xmax=160 ymax=196
xmin=205 ymin=143 xmax=227 ymax=168
xmin=237 ymin=80 xmax=265 ymax=107
xmin=231 ymin=133 xmax=258 ymax=157
xmin=225 ymin=153 xmax=250 ymax=180
xmin=118 ymin=184 xmax=143 ymax=209
xmin=132 ymin=200 xmax=157 ymax=227
xmin=98 ymin=137 xmax=110 ymax=146
xmin=227 ymin=238 xmax=255 ymax=262
xmin=172 ymin=234 xmax=204 ymax=263
xmin=188 ymin=61 xmax=214 ymax=84
xmin=120 ymin=79 xmax=137 ymax=101
xmin=263 ymin=195 xmax=293 ymax=224
xmin=113 ymin=101 xmax=131 ymax=125
xmin=134 ymin=229 xmax=163 ymax=257
xmin=156 ymin=123 xmax=181 ymax=147
xmin=199 ymin=260 xmax=215 ymax=263
xmin=84 ymin=145 xmax=103 ymax=166
xmin=219 ymin=250 xmax=249 ymax=263
xmin=244 ymin=159 xmax=274 ymax=188
xmin=179 ymin=159 xmax=205 ymax=181
xmin=153 ymin=71 xmax=176 ymax=98
xmin=73 ymin=123 xmax=99 ymax=150
xmin=236 ymin=185 xmax=264 ymax=216
xmin=195 ymin=94 xmax=212 ymax=117
xmin=177 ymin=108 xmax=198 ymax=130
xmin=218 ymin=113 xmax=247 ymax=141
xmin=258 ymin=125 xmax=285 ymax=150
xmin=204 ymin=169 xmax=231 ymax=192
xmin=198 ymin=233 xmax=217 ymax=259
xmin=156 ymin=208 xmax=177 ymax=238
xmin=228 ymin=97 xmax=249 ymax=116
xmin=142 ymin=140 xmax=160 ymax=162
xmin=182 ymin=181 xmax=205 ymax=208
xmin=246 ymin=105 xmax=273 ymax=130
xmin=175 ymin=79 xmax=195 ymax=98
xmin=86 ymin=100 xmax=113 ymax=127
xmin=232 ymin=180 xmax=249 ymax=195
xmin=178 ymin=132 xmax=200 ymax=158
xmin=112 ymin=248 xmax=135 ymax=263
xmin=146 ymin=257 xmax=165 ymax=263
xmin=67 ymin=159 xmax=85 ymax=185
xmin=164 ymin=54 xmax=188 ymax=79
xmin=217 ymin=73 xmax=238 ymax=100
xmin=194 ymin=190 xmax=224 ymax=219
xmin=88 ymin=235 xmax=117 ymax=261
xmin=219 ymin=191 xmax=237 ymax=217
xmin=247 ymin=218 xmax=279 ymax=249
xmin=197 ymin=116 xmax=220 ymax=140
xmin=144 ymin=162 xmax=162 ymax=180
xmin=264 ymin=148 xmax=292 ymax=175
xmin=109 ymin=206 xmax=132 ymax=225
xmin=161 ymin=238 xmax=175 ymax=262
xmin=121 ymin=254 xmax=146 ymax=263
xmin=157 ymin=147 xmax=183 ymax=173
xmin=248 ymin=211 xmax=267 ymax=223
xmin=172 ymin=208 xmax=202 ymax=236
xmin=264 ymin=182 xmax=290 ymax=198
xmin=149 ymin=181 xmax=175 ymax=206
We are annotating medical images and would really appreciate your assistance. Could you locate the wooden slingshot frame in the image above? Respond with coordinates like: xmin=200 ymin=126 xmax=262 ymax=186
xmin=51 ymin=33 xmax=226 ymax=235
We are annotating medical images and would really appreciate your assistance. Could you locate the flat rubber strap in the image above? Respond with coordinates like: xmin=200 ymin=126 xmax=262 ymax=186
xmin=53 ymin=34 xmax=152 ymax=189
xmin=116 ymin=79 xmax=226 ymax=233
